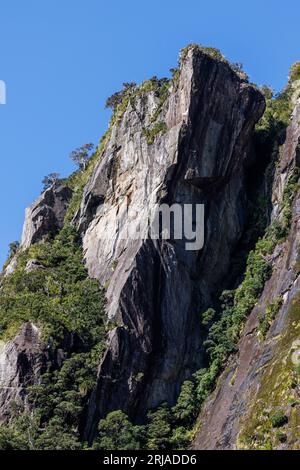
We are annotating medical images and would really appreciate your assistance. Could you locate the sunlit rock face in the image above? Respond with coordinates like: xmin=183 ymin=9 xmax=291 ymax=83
xmin=21 ymin=183 xmax=72 ymax=250
xmin=74 ymin=47 xmax=265 ymax=441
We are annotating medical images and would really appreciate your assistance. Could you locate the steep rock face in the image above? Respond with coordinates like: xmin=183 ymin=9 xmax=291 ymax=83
xmin=21 ymin=183 xmax=72 ymax=249
xmin=77 ymin=48 xmax=265 ymax=440
xmin=193 ymin=99 xmax=300 ymax=450
xmin=0 ymin=322 xmax=43 ymax=422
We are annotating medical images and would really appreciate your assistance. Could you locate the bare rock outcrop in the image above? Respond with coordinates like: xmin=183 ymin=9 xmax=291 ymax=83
xmin=21 ymin=183 xmax=72 ymax=249
xmin=77 ymin=47 xmax=265 ymax=441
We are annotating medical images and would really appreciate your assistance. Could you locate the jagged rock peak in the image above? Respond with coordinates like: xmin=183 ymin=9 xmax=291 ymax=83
xmin=21 ymin=182 xmax=73 ymax=250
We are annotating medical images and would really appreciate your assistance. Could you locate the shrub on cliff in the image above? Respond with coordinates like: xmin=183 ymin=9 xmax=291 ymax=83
xmin=93 ymin=411 xmax=143 ymax=450
xmin=70 ymin=143 xmax=94 ymax=171
xmin=42 ymin=172 xmax=60 ymax=190
xmin=270 ymin=410 xmax=288 ymax=428
xmin=105 ymin=82 xmax=137 ymax=110
xmin=146 ymin=405 xmax=172 ymax=450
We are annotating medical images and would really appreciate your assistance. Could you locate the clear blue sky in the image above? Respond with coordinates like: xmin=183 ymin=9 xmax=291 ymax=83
xmin=0 ymin=0 xmax=299 ymax=267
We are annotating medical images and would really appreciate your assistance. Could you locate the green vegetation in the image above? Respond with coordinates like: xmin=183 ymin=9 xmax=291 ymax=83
xmin=198 ymin=92 xmax=299 ymax=447
xmin=270 ymin=410 xmax=288 ymax=428
xmin=200 ymin=308 xmax=216 ymax=327
xmin=0 ymin=225 xmax=106 ymax=345
xmin=8 ymin=241 xmax=20 ymax=258
xmin=63 ymin=134 xmax=109 ymax=222
xmin=106 ymin=77 xmax=171 ymax=145
xmin=0 ymin=65 xmax=175 ymax=450
xmin=70 ymin=143 xmax=94 ymax=171
xmin=148 ymin=79 xmax=170 ymax=123
xmin=102 ymin=42 xmax=260 ymax=151
xmin=179 ymin=44 xmax=249 ymax=81
xmin=106 ymin=76 xmax=170 ymax=130
xmin=237 ymin=292 xmax=300 ymax=450
xmin=93 ymin=397 xmax=196 ymax=450
xmin=180 ymin=44 xmax=225 ymax=64
xmin=0 ymin=404 xmax=81 ymax=450
xmin=1 ymin=49 xmax=300 ymax=451
xmin=281 ymin=167 xmax=300 ymax=230
xmin=289 ymin=62 xmax=300 ymax=83
xmin=143 ymin=121 xmax=167 ymax=145
xmin=255 ymin=86 xmax=291 ymax=146
xmin=0 ymin=125 xmax=113 ymax=450
xmin=258 ymin=297 xmax=283 ymax=339
xmin=111 ymin=260 xmax=118 ymax=271
xmin=93 ymin=411 xmax=143 ymax=450
xmin=169 ymin=67 xmax=180 ymax=86
xmin=0 ymin=225 xmax=107 ymax=449
xmin=2 ymin=241 xmax=20 ymax=271
xmin=88 ymin=60 xmax=300 ymax=451
xmin=42 ymin=172 xmax=60 ymax=190
xmin=256 ymin=61 xmax=300 ymax=151
xmin=105 ymin=82 xmax=137 ymax=111
xmin=104 ymin=49 xmax=231 ymax=142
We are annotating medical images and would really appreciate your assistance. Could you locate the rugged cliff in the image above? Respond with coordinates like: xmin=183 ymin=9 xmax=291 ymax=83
xmin=193 ymin=82 xmax=300 ymax=451
xmin=0 ymin=45 xmax=300 ymax=450
xmin=78 ymin=46 xmax=265 ymax=442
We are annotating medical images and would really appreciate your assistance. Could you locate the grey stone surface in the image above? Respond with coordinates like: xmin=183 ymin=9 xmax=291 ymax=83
xmin=21 ymin=183 xmax=72 ymax=249
xmin=77 ymin=47 xmax=265 ymax=441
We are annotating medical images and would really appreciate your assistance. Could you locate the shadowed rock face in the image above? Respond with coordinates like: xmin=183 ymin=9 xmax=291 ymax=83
xmin=0 ymin=322 xmax=43 ymax=422
xmin=193 ymin=100 xmax=300 ymax=450
xmin=21 ymin=183 xmax=72 ymax=249
xmin=75 ymin=48 xmax=265 ymax=441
